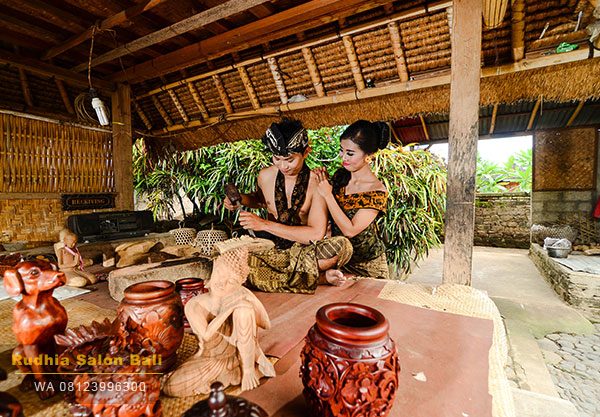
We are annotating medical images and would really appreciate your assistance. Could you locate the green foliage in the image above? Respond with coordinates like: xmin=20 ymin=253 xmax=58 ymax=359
xmin=476 ymin=148 xmax=532 ymax=193
xmin=133 ymin=127 xmax=447 ymax=277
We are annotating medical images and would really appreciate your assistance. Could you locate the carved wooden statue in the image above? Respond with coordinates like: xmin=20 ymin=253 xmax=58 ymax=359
xmin=3 ymin=260 xmax=68 ymax=399
xmin=0 ymin=367 xmax=24 ymax=417
xmin=55 ymin=229 xmax=97 ymax=287
xmin=163 ymin=247 xmax=275 ymax=397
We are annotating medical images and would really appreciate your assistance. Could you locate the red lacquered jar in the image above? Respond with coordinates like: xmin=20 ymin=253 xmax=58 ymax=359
xmin=300 ymin=303 xmax=400 ymax=417
xmin=176 ymin=277 xmax=208 ymax=327
xmin=116 ymin=280 xmax=184 ymax=373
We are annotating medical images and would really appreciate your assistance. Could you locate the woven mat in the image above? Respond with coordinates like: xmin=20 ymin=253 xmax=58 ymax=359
xmin=378 ymin=282 xmax=515 ymax=417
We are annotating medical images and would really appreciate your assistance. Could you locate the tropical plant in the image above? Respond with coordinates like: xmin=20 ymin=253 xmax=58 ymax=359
xmin=476 ymin=155 xmax=508 ymax=193
xmin=502 ymin=148 xmax=532 ymax=192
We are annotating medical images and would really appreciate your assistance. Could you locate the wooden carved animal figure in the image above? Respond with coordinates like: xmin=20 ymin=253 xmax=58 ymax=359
xmin=3 ymin=260 xmax=68 ymax=399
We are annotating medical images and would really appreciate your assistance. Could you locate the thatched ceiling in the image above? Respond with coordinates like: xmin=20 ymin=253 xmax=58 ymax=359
xmin=0 ymin=0 xmax=598 ymax=148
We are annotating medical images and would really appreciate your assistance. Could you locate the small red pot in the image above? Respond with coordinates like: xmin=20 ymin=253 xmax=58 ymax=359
xmin=176 ymin=277 xmax=208 ymax=327
xmin=300 ymin=303 xmax=400 ymax=417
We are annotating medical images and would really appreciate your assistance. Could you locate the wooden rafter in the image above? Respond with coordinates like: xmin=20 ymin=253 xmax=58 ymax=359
xmin=267 ymin=57 xmax=288 ymax=104
xmin=511 ymin=0 xmax=525 ymax=61
xmin=133 ymin=101 xmax=152 ymax=130
xmin=71 ymin=0 xmax=277 ymax=72
xmin=111 ymin=0 xmax=407 ymax=83
xmin=446 ymin=6 xmax=453 ymax=35
xmin=419 ymin=115 xmax=430 ymax=140
xmin=18 ymin=0 xmax=87 ymax=29
xmin=387 ymin=21 xmax=409 ymax=82
xmin=161 ymin=77 xmax=189 ymax=123
xmin=0 ymin=10 xmax=63 ymax=42
xmin=55 ymin=80 xmax=74 ymax=115
xmin=181 ymin=69 xmax=210 ymax=119
xmin=489 ymin=103 xmax=498 ymax=134
xmin=343 ymin=35 xmax=365 ymax=90
xmin=526 ymin=99 xmax=541 ymax=130
xmin=151 ymin=50 xmax=597 ymax=135
xmin=43 ymin=0 xmax=171 ymax=61
xmin=566 ymin=100 xmax=585 ymax=127
xmin=302 ymin=47 xmax=325 ymax=97
xmin=0 ymin=49 xmax=115 ymax=92
xmin=14 ymin=47 xmax=33 ymax=108
xmin=213 ymin=75 xmax=234 ymax=114
xmin=135 ymin=1 xmax=451 ymax=97
xmin=238 ymin=66 xmax=261 ymax=110
xmin=151 ymin=95 xmax=173 ymax=126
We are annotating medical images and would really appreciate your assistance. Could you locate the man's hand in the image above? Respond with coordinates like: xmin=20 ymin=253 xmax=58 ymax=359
xmin=239 ymin=211 xmax=268 ymax=232
xmin=224 ymin=195 xmax=241 ymax=211
xmin=314 ymin=167 xmax=333 ymax=198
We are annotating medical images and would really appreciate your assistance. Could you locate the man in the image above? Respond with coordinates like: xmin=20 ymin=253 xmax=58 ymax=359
xmin=224 ymin=119 xmax=352 ymax=293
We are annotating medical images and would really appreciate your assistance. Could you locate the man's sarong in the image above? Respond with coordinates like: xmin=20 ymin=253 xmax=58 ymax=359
xmin=247 ymin=236 xmax=353 ymax=294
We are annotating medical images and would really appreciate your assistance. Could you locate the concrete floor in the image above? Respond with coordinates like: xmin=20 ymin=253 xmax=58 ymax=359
xmin=406 ymin=245 xmax=596 ymax=417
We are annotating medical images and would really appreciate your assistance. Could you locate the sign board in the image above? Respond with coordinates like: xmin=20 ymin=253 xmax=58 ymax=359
xmin=61 ymin=194 xmax=115 ymax=211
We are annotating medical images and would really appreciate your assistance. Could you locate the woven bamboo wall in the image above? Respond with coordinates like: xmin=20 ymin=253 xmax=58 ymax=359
xmin=0 ymin=114 xmax=114 ymax=193
xmin=0 ymin=199 xmax=114 ymax=245
xmin=533 ymin=127 xmax=598 ymax=191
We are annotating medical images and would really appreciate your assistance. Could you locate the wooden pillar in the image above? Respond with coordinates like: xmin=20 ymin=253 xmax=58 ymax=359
xmin=442 ymin=0 xmax=482 ymax=285
xmin=111 ymin=83 xmax=133 ymax=210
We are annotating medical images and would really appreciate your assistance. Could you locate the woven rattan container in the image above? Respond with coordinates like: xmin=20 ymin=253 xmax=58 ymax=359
xmin=193 ymin=229 xmax=228 ymax=256
xmin=169 ymin=227 xmax=198 ymax=246
xmin=531 ymin=224 xmax=578 ymax=245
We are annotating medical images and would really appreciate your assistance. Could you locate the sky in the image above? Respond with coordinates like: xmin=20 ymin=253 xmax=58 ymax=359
xmin=418 ymin=135 xmax=533 ymax=164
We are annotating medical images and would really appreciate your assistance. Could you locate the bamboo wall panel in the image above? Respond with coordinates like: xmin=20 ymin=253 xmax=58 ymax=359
xmin=0 ymin=114 xmax=114 ymax=194
xmin=533 ymin=127 xmax=597 ymax=191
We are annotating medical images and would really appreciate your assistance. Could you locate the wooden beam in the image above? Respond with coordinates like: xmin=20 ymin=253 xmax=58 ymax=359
xmin=213 ymin=75 xmax=234 ymax=114
xmin=55 ymin=79 xmax=74 ymax=115
xmin=511 ymin=0 xmax=525 ymax=61
xmin=419 ymin=115 xmax=430 ymax=140
xmin=0 ymin=49 xmax=115 ymax=92
xmin=13 ymin=47 xmax=34 ymax=108
xmin=489 ymin=103 xmax=498 ymax=135
xmin=161 ymin=77 xmax=189 ymax=123
xmin=181 ymin=69 xmax=210 ymax=119
xmin=238 ymin=66 xmax=261 ymax=109
xmin=134 ymin=0 xmax=451 ymax=95
xmin=0 ymin=10 xmax=63 ymax=42
xmin=267 ymin=57 xmax=288 ymax=104
xmin=526 ymin=99 xmax=541 ymax=130
xmin=111 ymin=0 xmax=409 ymax=83
xmin=71 ymin=0 xmax=278 ymax=72
xmin=43 ymin=0 xmax=170 ymax=60
xmin=442 ymin=0 xmax=482 ymax=286
xmin=566 ymin=100 xmax=585 ymax=127
xmin=19 ymin=0 xmax=87 ymax=29
xmin=151 ymin=95 xmax=173 ymax=126
xmin=342 ymin=35 xmax=365 ymax=90
xmin=302 ymin=47 xmax=325 ymax=97
xmin=151 ymin=51 xmax=598 ymax=135
xmin=112 ymin=84 xmax=134 ymax=210
xmin=387 ymin=21 xmax=409 ymax=82
xmin=133 ymin=101 xmax=152 ymax=130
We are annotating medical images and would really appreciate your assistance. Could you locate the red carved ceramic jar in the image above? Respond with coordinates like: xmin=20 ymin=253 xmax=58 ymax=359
xmin=176 ymin=277 xmax=208 ymax=327
xmin=116 ymin=280 xmax=184 ymax=373
xmin=300 ymin=303 xmax=400 ymax=417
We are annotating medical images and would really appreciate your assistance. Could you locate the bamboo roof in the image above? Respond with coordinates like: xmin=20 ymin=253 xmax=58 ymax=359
xmin=0 ymin=0 xmax=598 ymax=148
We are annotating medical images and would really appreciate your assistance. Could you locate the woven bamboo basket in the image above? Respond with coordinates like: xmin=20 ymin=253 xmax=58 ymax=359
xmin=531 ymin=224 xmax=578 ymax=245
xmin=169 ymin=227 xmax=197 ymax=246
xmin=193 ymin=229 xmax=228 ymax=256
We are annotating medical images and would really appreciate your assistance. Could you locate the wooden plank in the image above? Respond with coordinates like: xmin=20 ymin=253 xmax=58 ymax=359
xmin=442 ymin=0 xmax=482 ymax=286
xmin=133 ymin=101 xmax=153 ymax=130
xmin=135 ymin=0 xmax=451 ymax=95
xmin=152 ymin=52 xmax=598 ymax=135
xmin=17 ymin=68 xmax=34 ymax=108
xmin=419 ymin=115 xmax=430 ymax=140
xmin=111 ymin=0 xmax=403 ymax=83
xmin=183 ymin=76 xmax=210 ymax=119
xmin=19 ymin=0 xmax=88 ymax=29
xmin=566 ymin=100 xmax=585 ymax=127
xmin=43 ymin=0 xmax=171 ymax=60
xmin=511 ymin=0 xmax=525 ymax=61
xmin=342 ymin=35 xmax=365 ymax=90
xmin=302 ymin=47 xmax=325 ymax=97
xmin=0 ymin=49 xmax=115 ymax=92
xmin=151 ymin=95 xmax=174 ymax=126
xmin=161 ymin=77 xmax=189 ymax=123
xmin=489 ymin=103 xmax=498 ymax=134
xmin=526 ymin=99 xmax=541 ymax=130
xmin=212 ymin=74 xmax=234 ymax=114
xmin=0 ymin=10 xmax=63 ymax=42
xmin=71 ymin=0 xmax=278 ymax=72
xmin=111 ymin=84 xmax=133 ymax=210
xmin=387 ymin=21 xmax=409 ymax=82
xmin=238 ymin=66 xmax=261 ymax=109
xmin=267 ymin=57 xmax=288 ymax=104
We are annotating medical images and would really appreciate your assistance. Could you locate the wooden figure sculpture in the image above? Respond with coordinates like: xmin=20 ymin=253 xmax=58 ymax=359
xmin=163 ymin=247 xmax=276 ymax=397
xmin=55 ymin=229 xmax=97 ymax=287
xmin=3 ymin=260 xmax=68 ymax=399
xmin=0 ymin=367 xmax=24 ymax=417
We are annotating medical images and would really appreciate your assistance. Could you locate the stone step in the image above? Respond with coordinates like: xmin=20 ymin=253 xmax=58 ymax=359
xmin=512 ymin=388 xmax=579 ymax=417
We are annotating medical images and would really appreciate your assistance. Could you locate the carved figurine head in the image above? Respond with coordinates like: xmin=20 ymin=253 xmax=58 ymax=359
xmin=3 ymin=260 xmax=65 ymax=297
xmin=60 ymin=229 xmax=78 ymax=249
xmin=206 ymin=247 xmax=249 ymax=298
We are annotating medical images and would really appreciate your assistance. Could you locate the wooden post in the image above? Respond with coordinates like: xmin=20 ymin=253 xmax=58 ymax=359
xmin=112 ymin=83 xmax=133 ymax=210
xmin=442 ymin=0 xmax=482 ymax=285
xmin=511 ymin=0 xmax=525 ymax=61
xmin=489 ymin=103 xmax=498 ymax=134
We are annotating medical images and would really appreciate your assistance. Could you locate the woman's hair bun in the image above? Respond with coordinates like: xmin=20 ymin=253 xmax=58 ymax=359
xmin=374 ymin=121 xmax=390 ymax=150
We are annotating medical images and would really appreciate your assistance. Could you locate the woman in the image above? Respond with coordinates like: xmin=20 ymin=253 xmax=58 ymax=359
xmin=315 ymin=120 xmax=390 ymax=280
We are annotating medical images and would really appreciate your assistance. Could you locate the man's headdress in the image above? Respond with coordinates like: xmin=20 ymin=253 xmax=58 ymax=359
xmin=262 ymin=119 xmax=308 ymax=156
